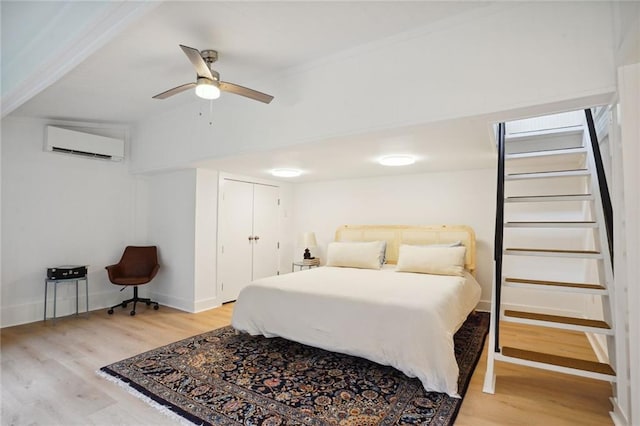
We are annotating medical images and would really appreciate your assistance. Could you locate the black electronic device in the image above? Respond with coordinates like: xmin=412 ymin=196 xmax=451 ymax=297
xmin=47 ymin=265 xmax=87 ymax=280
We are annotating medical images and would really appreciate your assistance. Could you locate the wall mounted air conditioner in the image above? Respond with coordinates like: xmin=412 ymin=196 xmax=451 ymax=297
xmin=45 ymin=125 xmax=125 ymax=161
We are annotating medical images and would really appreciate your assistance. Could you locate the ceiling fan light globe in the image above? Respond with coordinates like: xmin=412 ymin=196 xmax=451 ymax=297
xmin=195 ymin=79 xmax=221 ymax=100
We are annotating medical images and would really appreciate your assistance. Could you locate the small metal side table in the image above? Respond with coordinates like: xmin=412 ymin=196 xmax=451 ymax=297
xmin=44 ymin=275 xmax=89 ymax=321
xmin=292 ymin=259 xmax=320 ymax=272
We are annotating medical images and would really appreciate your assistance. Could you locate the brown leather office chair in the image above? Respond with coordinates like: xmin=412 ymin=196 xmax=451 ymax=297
xmin=106 ymin=246 xmax=160 ymax=316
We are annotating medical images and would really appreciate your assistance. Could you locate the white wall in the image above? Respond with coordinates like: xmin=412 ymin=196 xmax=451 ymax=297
xmin=291 ymin=169 xmax=495 ymax=307
xmin=144 ymin=168 xmax=248 ymax=313
xmin=193 ymin=168 xmax=219 ymax=311
xmin=1 ymin=117 xmax=147 ymax=327
xmin=614 ymin=62 xmax=640 ymax=426
xmin=278 ymin=183 xmax=295 ymax=274
xmin=613 ymin=1 xmax=640 ymax=67
xmin=131 ymin=2 xmax=615 ymax=174
xmin=145 ymin=169 xmax=198 ymax=312
xmin=0 ymin=112 xmax=3 ymax=323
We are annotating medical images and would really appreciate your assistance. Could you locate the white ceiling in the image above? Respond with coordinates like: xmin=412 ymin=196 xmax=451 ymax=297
xmin=9 ymin=1 xmax=490 ymax=123
xmin=4 ymin=1 xmax=502 ymax=181
xmin=193 ymin=115 xmax=497 ymax=182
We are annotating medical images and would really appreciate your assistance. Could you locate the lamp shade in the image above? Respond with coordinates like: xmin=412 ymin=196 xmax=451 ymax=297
xmin=299 ymin=232 xmax=317 ymax=248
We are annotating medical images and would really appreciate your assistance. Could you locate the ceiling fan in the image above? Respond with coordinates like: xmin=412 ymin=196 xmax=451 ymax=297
xmin=152 ymin=45 xmax=274 ymax=104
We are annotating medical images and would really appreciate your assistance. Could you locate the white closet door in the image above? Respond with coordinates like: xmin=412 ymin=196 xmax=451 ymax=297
xmin=251 ymin=184 xmax=280 ymax=281
xmin=219 ymin=180 xmax=254 ymax=302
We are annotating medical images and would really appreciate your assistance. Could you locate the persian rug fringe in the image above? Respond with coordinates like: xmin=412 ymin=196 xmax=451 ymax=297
xmin=96 ymin=369 xmax=200 ymax=426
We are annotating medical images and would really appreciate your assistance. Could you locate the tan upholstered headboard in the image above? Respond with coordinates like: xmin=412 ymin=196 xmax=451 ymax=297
xmin=334 ymin=224 xmax=476 ymax=275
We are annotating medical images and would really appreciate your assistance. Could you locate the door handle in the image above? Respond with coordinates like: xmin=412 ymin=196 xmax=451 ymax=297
xmin=248 ymin=236 xmax=254 ymax=241
xmin=254 ymin=236 xmax=260 ymax=241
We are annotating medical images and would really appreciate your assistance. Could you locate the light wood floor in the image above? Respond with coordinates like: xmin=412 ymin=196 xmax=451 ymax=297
xmin=1 ymin=304 xmax=612 ymax=425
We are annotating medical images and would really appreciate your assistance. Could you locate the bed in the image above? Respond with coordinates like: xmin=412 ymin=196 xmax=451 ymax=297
xmin=231 ymin=225 xmax=482 ymax=397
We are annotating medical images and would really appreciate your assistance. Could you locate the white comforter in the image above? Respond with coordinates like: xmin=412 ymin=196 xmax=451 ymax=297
xmin=231 ymin=265 xmax=481 ymax=397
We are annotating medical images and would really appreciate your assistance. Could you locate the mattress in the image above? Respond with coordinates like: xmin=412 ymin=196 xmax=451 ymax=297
xmin=231 ymin=265 xmax=482 ymax=397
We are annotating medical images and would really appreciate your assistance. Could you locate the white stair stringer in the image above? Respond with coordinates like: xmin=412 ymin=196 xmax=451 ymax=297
xmin=482 ymin=261 xmax=499 ymax=394
xmin=584 ymin=127 xmax=623 ymax=417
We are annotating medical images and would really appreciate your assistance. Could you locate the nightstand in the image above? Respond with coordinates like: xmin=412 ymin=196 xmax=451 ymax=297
xmin=292 ymin=259 xmax=320 ymax=272
xmin=44 ymin=270 xmax=89 ymax=321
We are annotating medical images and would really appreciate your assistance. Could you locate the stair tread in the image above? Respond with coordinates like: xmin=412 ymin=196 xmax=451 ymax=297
xmin=505 ymin=194 xmax=594 ymax=203
xmin=501 ymin=346 xmax=615 ymax=376
xmin=506 ymin=248 xmax=600 ymax=254
xmin=507 ymin=168 xmax=588 ymax=176
xmin=505 ymin=127 xmax=583 ymax=140
xmin=507 ymin=194 xmax=592 ymax=199
xmin=506 ymin=221 xmax=596 ymax=224
xmin=504 ymin=310 xmax=610 ymax=329
xmin=505 ymin=277 xmax=605 ymax=290
xmin=504 ymin=221 xmax=598 ymax=228
xmin=505 ymin=146 xmax=586 ymax=155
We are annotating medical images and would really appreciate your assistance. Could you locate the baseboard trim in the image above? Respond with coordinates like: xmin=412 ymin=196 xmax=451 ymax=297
xmin=3 ymin=289 xmax=223 ymax=327
xmin=476 ymin=300 xmax=491 ymax=312
xmin=609 ymin=397 xmax=629 ymax=426
xmin=193 ymin=297 xmax=221 ymax=313
xmin=1 ymin=288 xmax=125 ymax=328
xmin=147 ymin=291 xmax=194 ymax=313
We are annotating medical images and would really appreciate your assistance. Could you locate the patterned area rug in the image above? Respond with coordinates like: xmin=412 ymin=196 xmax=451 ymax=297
xmin=100 ymin=311 xmax=489 ymax=425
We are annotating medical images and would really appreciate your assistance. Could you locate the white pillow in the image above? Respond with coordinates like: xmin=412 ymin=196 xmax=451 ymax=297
xmin=396 ymin=244 xmax=466 ymax=276
xmin=326 ymin=241 xmax=386 ymax=270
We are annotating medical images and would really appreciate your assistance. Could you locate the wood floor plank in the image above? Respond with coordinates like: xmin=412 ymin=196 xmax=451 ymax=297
xmin=0 ymin=304 xmax=612 ymax=425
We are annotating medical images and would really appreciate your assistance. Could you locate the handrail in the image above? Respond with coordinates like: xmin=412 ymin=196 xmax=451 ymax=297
xmin=584 ymin=109 xmax=613 ymax=263
xmin=493 ymin=122 xmax=506 ymax=352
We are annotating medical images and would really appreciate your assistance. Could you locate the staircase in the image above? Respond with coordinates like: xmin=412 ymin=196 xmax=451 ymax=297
xmin=483 ymin=110 xmax=620 ymax=395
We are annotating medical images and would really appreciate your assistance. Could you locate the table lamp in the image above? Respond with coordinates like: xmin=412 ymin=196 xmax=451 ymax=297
xmin=299 ymin=232 xmax=317 ymax=259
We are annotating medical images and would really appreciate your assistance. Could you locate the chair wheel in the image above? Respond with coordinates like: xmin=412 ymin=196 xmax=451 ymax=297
xmin=153 ymin=304 xmax=159 ymax=310
xmin=130 ymin=310 xmax=136 ymax=316
xmin=146 ymin=301 xmax=151 ymax=306
xmin=108 ymin=309 xmax=114 ymax=315
xmin=122 ymin=302 xmax=128 ymax=308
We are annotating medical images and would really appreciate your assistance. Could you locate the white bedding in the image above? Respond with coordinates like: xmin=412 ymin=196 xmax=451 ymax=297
xmin=231 ymin=265 xmax=481 ymax=397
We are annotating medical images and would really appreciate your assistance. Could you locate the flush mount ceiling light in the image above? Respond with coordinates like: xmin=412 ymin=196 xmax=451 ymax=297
xmin=271 ymin=168 xmax=302 ymax=178
xmin=378 ymin=155 xmax=416 ymax=166
xmin=194 ymin=77 xmax=221 ymax=100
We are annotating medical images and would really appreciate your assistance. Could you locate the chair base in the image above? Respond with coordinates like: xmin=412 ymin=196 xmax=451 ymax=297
xmin=107 ymin=286 xmax=159 ymax=316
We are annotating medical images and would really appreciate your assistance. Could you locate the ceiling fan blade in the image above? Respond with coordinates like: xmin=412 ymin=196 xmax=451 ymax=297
xmin=180 ymin=44 xmax=214 ymax=80
xmin=220 ymin=81 xmax=274 ymax=104
xmin=152 ymin=82 xmax=196 ymax=99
